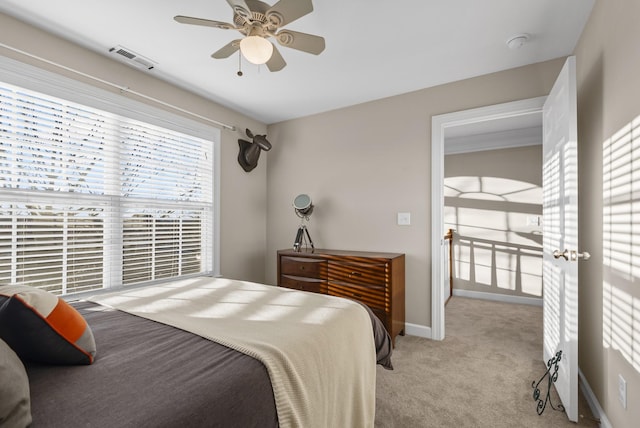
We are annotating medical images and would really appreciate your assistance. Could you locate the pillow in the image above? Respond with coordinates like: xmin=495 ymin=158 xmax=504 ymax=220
xmin=0 ymin=338 xmax=32 ymax=427
xmin=0 ymin=285 xmax=96 ymax=365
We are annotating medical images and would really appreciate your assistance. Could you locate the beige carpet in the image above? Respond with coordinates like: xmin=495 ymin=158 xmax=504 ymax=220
xmin=374 ymin=297 xmax=600 ymax=427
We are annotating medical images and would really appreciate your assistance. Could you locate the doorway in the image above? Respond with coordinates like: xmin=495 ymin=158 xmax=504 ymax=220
xmin=431 ymin=96 xmax=546 ymax=340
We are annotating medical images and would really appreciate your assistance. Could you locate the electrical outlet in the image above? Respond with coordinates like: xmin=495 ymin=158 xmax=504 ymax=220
xmin=619 ymin=374 xmax=627 ymax=409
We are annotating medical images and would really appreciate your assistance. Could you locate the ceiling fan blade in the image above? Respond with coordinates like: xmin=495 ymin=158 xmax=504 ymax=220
xmin=174 ymin=15 xmax=235 ymax=30
xmin=275 ymin=30 xmax=325 ymax=55
xmin=266 ymin=45 xmax=286 ymax=72
xmin=266 ymin=0 xmax=314 ymax=27
xmin=212 ymin=40 xmax=241 ymax=59
xmin=226 ymin=0 xmax=253 ymax=23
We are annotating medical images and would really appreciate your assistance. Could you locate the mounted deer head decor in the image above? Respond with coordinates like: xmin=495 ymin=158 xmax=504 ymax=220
xmin=237 ymin=128 xmax=272 ymax=172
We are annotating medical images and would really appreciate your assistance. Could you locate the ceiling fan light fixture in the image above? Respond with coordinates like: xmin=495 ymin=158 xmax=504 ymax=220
xmin=175 ymin=0 xmax=324 ymax=72
xmin=240 ymin=36 xmax=273 ymax=64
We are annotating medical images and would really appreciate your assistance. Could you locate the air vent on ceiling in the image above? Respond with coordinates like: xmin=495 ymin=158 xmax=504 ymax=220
xmin=108 ymin=45 xmax=157 ymax=70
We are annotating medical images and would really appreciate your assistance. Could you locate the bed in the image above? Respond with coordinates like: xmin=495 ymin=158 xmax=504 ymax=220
xmin=0 ymin=277 xmax=392 ymax=428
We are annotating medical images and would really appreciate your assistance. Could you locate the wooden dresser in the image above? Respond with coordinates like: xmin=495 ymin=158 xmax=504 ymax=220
xmin=277 ymin=248 xmax=405 ymax=342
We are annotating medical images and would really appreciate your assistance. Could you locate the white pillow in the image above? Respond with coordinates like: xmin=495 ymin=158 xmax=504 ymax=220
xmin=0 ymin=338 xmax=32 ymax=427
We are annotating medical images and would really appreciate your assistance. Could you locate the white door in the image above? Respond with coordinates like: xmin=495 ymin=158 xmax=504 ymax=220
xmin=542 ymin=56 xmax=584 ymax=422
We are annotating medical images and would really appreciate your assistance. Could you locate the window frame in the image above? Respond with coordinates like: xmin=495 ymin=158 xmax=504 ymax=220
xmin=0 ymin=55 xmax=221 ymax=294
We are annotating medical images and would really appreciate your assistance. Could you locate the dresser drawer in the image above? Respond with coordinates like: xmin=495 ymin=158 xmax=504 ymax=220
xmin=328 ymin=261 xmax=388 ymax=288
xmin=327 ymin=282 xmax=388 ymax=311
xmin=281 ymin=275 xmax=327 ymax=293
xmin=281 ymin=256 xmax=327 ymax=278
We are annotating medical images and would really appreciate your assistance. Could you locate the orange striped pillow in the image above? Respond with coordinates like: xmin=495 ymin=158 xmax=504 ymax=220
xmin=0 ymin=286 xmax=96 ymax=365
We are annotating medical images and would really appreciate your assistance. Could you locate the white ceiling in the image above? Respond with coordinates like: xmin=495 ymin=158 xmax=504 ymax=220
xmin=0 ymin=0 xmax=595 ymax=125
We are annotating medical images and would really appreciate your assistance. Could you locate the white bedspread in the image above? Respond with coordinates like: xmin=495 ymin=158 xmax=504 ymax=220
xmin=87 ymin=277 xmax=376 ymax=428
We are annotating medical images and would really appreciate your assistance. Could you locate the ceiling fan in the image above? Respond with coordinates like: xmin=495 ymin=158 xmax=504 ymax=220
xmin=174 ymin=0 xmax=325 ymax=72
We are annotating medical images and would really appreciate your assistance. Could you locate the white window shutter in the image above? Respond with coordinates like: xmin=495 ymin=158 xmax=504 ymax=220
xmin=0 ymin=81 xmax=214 ymax=295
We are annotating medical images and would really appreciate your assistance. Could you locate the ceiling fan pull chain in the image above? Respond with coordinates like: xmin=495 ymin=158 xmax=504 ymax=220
xmin=237 ymin=50 xmax=243 ymax=77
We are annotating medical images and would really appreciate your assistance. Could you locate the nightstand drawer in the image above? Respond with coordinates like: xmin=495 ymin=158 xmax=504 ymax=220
xmin=281 ymin=275 xmax=327 ymax=293
xmin=328 ymin=261 xmax=387 ymax=288
xmin=280 ymin=256 xmax=326 ymax=278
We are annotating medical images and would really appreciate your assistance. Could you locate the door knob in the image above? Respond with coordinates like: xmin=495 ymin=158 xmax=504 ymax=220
xmin=553 ymin=249 xmax=569 ymax=260
xmin=553 ymin=249 xmax=590 ymax=261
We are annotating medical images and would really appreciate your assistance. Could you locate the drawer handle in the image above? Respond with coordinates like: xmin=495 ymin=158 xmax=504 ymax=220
xmin=299 ymin=266 xmax=306 ymax=271
xmin=349 ymin=271 xmax=361 ymax=277
xmin=352 ymin=292 xmax=362 ymax=298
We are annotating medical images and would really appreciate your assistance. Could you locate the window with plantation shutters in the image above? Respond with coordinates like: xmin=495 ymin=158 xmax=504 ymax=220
xmin=0 ymin=80 xmax=215 ymax=295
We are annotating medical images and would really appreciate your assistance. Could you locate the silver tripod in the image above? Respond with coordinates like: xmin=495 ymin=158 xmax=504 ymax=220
xmin=293 ymin=223 xmax=314 ymax=252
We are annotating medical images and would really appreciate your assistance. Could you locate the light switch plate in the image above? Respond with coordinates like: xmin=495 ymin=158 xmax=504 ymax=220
xmin=397 ymin=212 xmax=411 ymax=226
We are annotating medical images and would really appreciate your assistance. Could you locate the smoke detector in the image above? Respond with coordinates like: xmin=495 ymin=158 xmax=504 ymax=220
xmin=108 ymin=45 xmax=157 ymax=70
xmin=506 ymin=34 xmax=530 ymax=50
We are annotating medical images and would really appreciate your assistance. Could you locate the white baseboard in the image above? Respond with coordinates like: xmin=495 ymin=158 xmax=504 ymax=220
xmin=402 ymin=290 xmax=540 ymax=341
xmin=579 ymin=368 xmax=611 ymax=428
xmin=453 ymin=289 xmax=543 ymax=306
xmin=404 ymin=322 xmax=431 ymax=339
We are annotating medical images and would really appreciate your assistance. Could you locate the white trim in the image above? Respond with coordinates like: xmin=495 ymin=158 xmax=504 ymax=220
xmin=431 ymin=113 xmax=446 ymax=340
xmin=431 ymin=96 xmax=546 ymax=341
xmin=444 ymin=126 xmax=541 ymax=155
xmin=404 ymin=323 xmax=432 ymax=339
xmin=579 ymin=368 xmax=611 ymax=428
xmin=212 ymin=137 xmax=222 ymax=276
xmin=452 ymin=289 xmax=543 ymax=306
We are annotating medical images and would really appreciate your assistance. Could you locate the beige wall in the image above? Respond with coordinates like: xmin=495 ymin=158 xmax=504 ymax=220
xmin=0 ymin=13 xmax=270 ymax=283
xmin=266 ymin=59 xmax=564 ymax=328
xmin=575 ymin=0 xmax=640 ymax=426
xmin=444 ymin=146 xmax=543 ymax=299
